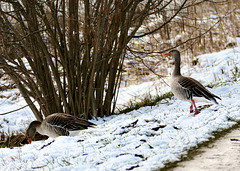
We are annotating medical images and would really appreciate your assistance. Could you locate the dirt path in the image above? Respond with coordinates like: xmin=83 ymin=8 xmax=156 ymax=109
xmin=171 ymin=128 xmax=240 ymax=171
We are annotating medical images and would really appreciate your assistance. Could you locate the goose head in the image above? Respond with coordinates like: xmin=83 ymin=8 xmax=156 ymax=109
xmin=163 ymin=50 xmax=181 ymax=76
xmin=26 ymin=120 xmax=41 ymax=144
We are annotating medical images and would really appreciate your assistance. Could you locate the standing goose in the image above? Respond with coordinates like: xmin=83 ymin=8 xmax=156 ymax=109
xmin=26 ymin=113 xmax=96 ymax=143
xmin=163 ymin=50 xmax=221 ymax=115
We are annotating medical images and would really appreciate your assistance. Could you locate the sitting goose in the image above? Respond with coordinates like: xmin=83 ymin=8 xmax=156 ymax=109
xmin=163 ymin=50 xmax=221 ymax=115
xmin=26 ymin=113 xmax=96 ymax=143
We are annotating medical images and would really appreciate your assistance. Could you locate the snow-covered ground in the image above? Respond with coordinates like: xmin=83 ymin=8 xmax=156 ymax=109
xmin=1 ymin=40 xmax=240 ymax=170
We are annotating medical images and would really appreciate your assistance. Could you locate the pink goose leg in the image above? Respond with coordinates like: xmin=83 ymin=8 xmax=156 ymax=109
xmin=190 ymin=105 xmax=193 ymax=113
xmin=191 ymin=99 xmax=200 ymax=115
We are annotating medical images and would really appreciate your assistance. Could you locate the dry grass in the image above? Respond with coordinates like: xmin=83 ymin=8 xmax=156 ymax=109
xmin=0 ymin=131 xmax=48 ymax=148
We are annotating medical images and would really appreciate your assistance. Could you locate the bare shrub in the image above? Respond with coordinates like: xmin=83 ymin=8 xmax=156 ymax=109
xmin=0 ymin=0 xmax=235 ymax=120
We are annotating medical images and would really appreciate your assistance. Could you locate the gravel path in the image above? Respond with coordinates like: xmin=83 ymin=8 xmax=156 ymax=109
xmin=171 ymin=128 xmax=240 ymax=171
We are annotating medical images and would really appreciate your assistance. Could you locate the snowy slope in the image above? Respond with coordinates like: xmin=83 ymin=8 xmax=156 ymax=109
xmin=1 ymin=41 xmax=240 ymax=170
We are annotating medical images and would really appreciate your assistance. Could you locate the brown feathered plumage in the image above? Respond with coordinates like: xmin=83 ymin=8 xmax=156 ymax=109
xmin=164 ymin=50 xmax=221 ymax=115
xmin=26 ymin=113 xmax=95 ymax=143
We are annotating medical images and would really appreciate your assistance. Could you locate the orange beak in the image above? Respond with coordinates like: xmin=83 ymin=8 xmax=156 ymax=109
xmin=28 ymin=138 xmax=32 ymax=144
xmin=163 ymin=51 xmax=170 ymax=56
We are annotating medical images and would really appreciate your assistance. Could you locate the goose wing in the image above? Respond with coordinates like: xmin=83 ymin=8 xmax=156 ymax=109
xmin=178 ymin=76 xmax=221 ymax=102
xmin=46 ymin=113 xmax=95 ymax=132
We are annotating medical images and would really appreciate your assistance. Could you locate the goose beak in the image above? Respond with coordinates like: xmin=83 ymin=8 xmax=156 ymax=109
xmin=28 ymin=138 xmax=32 ymax=144
xmin=163 ymin=51 xmax=170 ymax=56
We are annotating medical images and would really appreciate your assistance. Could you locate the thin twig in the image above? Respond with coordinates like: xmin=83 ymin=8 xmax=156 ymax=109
xmin=127 ymin=46 xmax=170 ymax=87
xmin=133 ymin=0 xmax=188 ymax=38
xmin=0 ymin=99 xmax=37 ymax=115
xmin=40 ymin=140 xmax=55 ymax=149
xmin=129 ymin=18 xmax=221 ymax=55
